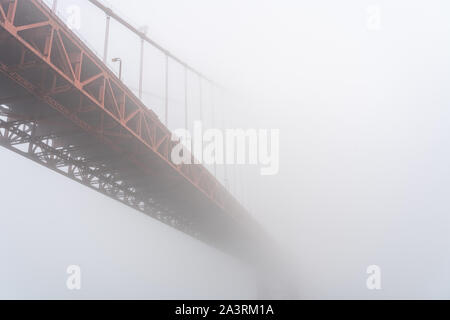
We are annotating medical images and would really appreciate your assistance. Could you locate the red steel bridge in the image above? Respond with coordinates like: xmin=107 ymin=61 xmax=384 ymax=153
xmin=0 ymin=0 xmax=271 ymax=260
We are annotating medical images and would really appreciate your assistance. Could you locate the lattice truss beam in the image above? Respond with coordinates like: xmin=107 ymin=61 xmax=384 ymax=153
xmin=0 ymin=104 xmax=197 ymax=237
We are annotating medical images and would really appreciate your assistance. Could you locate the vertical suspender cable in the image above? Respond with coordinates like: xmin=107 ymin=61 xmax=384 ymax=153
xmin=211 ymin=84 xmax=217 ymax=177
xmin=222 ymin=90 xmax=229 ymax=190
xmin=199 ymin=77 xmax=203 ymax=124
xmin=103 ymin=15 xmax=110 ymax=63
xmin=184 ymin=67 xmax=188 ymax=131
xmin=52 ymin=0 xmax=58 ymax=11
xmin=165 ymin=55 xmax=169 ymax=126
xmin=139 ymin=38 xmax=144 ymax=99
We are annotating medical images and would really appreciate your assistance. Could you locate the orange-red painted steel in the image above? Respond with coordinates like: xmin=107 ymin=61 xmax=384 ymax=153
xmin=0 ymin=0 xmax=266 ymax=256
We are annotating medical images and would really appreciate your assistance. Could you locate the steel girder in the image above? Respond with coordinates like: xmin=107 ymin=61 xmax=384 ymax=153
xmin=0 ymin=0 xmax=270 ymax=258
xmin=0 ymin=111 xmax=197 ymax=236
xmin=0 ymin=0 xmax=247 ymax=215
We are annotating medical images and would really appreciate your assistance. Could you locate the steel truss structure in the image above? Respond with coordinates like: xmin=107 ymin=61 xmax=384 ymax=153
xmin=0 ymin=0 xmax=268 ymax=257
xmin=0 ymin=105 xmax=193 ymax=234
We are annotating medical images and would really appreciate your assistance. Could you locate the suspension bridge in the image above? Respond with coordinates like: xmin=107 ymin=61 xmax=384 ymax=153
xmin=0 ymin=0 xmax=273 ymax=263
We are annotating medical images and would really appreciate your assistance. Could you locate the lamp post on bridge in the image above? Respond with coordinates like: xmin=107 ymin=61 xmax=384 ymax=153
xmin=138 ymin=26 xmax=148 ymax=100
xmin=112 ymin=58 xmax=122 ymax=81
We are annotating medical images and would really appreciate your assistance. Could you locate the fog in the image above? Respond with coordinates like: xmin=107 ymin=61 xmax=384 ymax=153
xmin=1 ymin=0 xmax=450 ymax=299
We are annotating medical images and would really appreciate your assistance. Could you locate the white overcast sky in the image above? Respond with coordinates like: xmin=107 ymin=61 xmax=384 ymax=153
xmin=1 ymin=0 xmax=450 ymax=299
